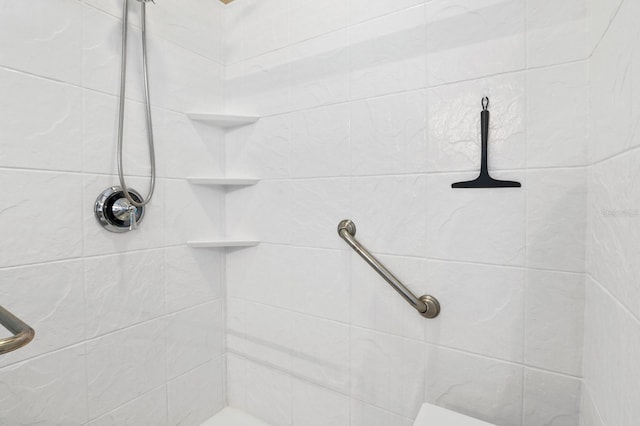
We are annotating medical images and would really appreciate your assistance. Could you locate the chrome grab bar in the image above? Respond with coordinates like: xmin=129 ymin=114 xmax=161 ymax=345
xmin=338 ymin=220 xmax=440 ymax=319
xmin=0 ymin=305 xmax=35 ymax=355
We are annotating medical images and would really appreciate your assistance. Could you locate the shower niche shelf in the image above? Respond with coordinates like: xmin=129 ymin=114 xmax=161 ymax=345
xmin=186 ymin=113 xmax=260 ymax=128
xmin=188 ymin=177 xmax=259 ymax=187
xmin=187 ymin=240 xmax=260 ymax=249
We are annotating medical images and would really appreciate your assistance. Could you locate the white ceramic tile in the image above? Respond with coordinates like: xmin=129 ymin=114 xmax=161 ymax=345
xmin=0 ymin=68 xmax=82 ymax=171
xmin=245 ymin=359 xmax=293 ymax=426
xmin=226 ymin=47 xmax=291 ymax=117
xmin=426 ymin=72 xmax=526 ymax=172
xmin=587 ymin=0 xmax=623 ymax=52
xmin=633 ymin=7 xmax=640 ymax=150
xmin=425 ymin=345 xmax=524 ymax=426
xmin=581 ymin=277 xmax=625 ymax=426
xmin=157 ymin=110 xmax=225 ymax=180
xmin=351 ymin=175 xmax=428 ymax=257
xmin=523 ymin=369 xmax=581 ymax=426
xmin=580 ymin=389 xmax=604 ymax=426
xmin=525 ymin=270 xmax=585 ymax=376
xmin=147 ymin=0 xmax=223 ymax=63
xmin=88 ymin=386 xmax=168 ymax=426
xmin=165 ymin=301 xmax=224 ymax=379
xmin=351 ymin=328 xmax=425 ymax=418
xmin=0 ymin=345 xmax=88 ymax=425
xmin=526 ymin=168 xmax=587 ymax=272
xmin=425 ymin=172 xmax=526 ymax=266
xmin=227 ymin=299 xmax=293 ymax=371
xmin=291 ymin=313 xmax=350 ymax=393
xmin=587 ymin=155 xmax=630 ymax=300
xmin=624 ymin=149 xmax=640 ymax=317
xmin=241 ymin=0 xmax=289 ymax=59
xmin=146 ymin=38 xmax=224 ymax=113
xmin=84 ymin=0 xmax=133 ymax=20
xmin=351 ymin=254 xmax=427 ymax=340
xmin=168 ymin=358 xmax=225 ymax=426
xmin=165 ymin=246 xmax=222 ymax=313
xmin=226 ymin=245 xmax=295 ymax=308
xmin=351 ymin=6 xmax=427 ymax=99
xmin=0 ymin=0 xmax=82 ymax=84
xmin=291 ymin=104 xmax=350 ymax=178
xmin=622 ymin=312 xmax=640 ymax=426
xmin=288 ymin=247 xmax=351 ymax=322
xmin=589 ymin=1 xmax=633 ymax=163
xmin=82 ymin=6 xmax=144 ymax=101
xmin=292 ymin=30 xmax=350 ymax=111
xmin=223 ymin=0 xmax=243 ymax=64
xmin=82 ymin=90 xmax=153 ymax=176
xmin=350 ymin=400 xmax=414 ymax=426
xmin=0 ymin=261 xmax=85 ymax=367
xmin=226 ymin=180 xmax=291 ymax=244
xmin=526 ymin=0 xmax=588 ymax=67
xmin=164 ymin=179 xmax=222 ymax=246
xmin=85 ymin=249 xmax=165 ymax=337
xmin=0 ymin=170 xmax=82 ymax=268
xmin=290 ymin=0 xmax=349 ymax=44
xmin=83 ymin=6 xmax=223 ymax=112
xmin=351 ymin=90 xmax=428 ymax=175
xmin=426 ymin=0 xmax=525 ymax=86
xmin=425 ymin=260 xmax=525 ymax=362
xmin=350 ymin=0 xmax=425 ymax=25
xmin=527 ymin=62 xmax=589 ymax=168
xmin=292 ymin=379 xmax=350 ymax=426
xmin=290 ymin=178 xmax=351 ymax=249
xmin=83 ymin=90 xmax=223 ymax=178
xmin=225 ymin=114 xmax=291 ymax=179
xmin=226 ymin=353 xmax=248 ymax=410
xmin=90 ymin=0 xmax=222 ymax=65
xmin=83 ymin=174 xmax=165 ymax=256
xmin=86 ymin=320 xmax=166 ymax=418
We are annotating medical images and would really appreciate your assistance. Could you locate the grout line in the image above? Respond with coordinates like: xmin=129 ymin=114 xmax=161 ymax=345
xmin=227 ymin=295 xmax=584 ymax=379
xmin=244 ymin=241 xmax=587 ymax=275
xmin=587 ymin=273 xmax=640 ymax=326
xmin=82 ymin=2 xmax=225 ymax=67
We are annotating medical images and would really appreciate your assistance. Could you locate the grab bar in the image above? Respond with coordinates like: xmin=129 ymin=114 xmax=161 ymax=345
xmin=338 ymin=220 xmax=440 ymax=319
xmin=0 ymin=305 xmax=35 ymax=355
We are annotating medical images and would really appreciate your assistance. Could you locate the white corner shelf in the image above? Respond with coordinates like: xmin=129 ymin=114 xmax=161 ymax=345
xmin=186 ymin=113 xmax=259 ymax=128
xmin=187 ymin=177 xmax=259 ymax=187
xmin=187 ymin=240 xmax=260 ymax=249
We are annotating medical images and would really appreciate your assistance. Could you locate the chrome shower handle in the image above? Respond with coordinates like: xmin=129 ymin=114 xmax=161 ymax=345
xmin=129 ymin=206 xmax=138 ymax=231
xmin=337 ymin=220 xmax=440 ymax=319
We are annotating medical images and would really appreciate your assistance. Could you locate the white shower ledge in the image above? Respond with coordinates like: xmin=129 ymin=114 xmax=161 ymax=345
xmin=202 ymin=407 xmax=268 ymax=426
xmin=187 ymin=177 xmax=259 ymax=186
xmin=187 ymin=240 xmax=259 ymax=248
xmin=186 ymin=112 xmax=259 ymax=128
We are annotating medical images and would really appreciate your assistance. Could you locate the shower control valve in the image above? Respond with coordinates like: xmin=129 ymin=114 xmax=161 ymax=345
xmin=94 ymin=186 xmax=145 ymax=233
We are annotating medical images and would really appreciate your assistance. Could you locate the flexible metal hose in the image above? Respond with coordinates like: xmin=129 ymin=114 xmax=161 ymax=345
xmin=117 ymin=0 xmax=156 ymax=208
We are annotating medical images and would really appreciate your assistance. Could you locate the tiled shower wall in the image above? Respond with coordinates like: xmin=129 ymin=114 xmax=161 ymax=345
xmin=0 ymin=1 xmax=226 ymax=424
xmin=582 ymin=0 xmax=640 ymax=425
xmin=223 ymin=1 xmax=588 ymax=425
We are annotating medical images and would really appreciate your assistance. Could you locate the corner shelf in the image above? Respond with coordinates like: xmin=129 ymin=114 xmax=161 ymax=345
xmin=186 ymin=113 xmax=259 ymax=128
xmin=187 ymin=177 xmax=259 ymax=187
xmin=187 ymin=240 xmax=260 ymax=249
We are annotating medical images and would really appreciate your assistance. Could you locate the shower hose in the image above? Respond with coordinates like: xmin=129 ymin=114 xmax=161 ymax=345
xmin=117 ymin=0 xmax=156 ymax=208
